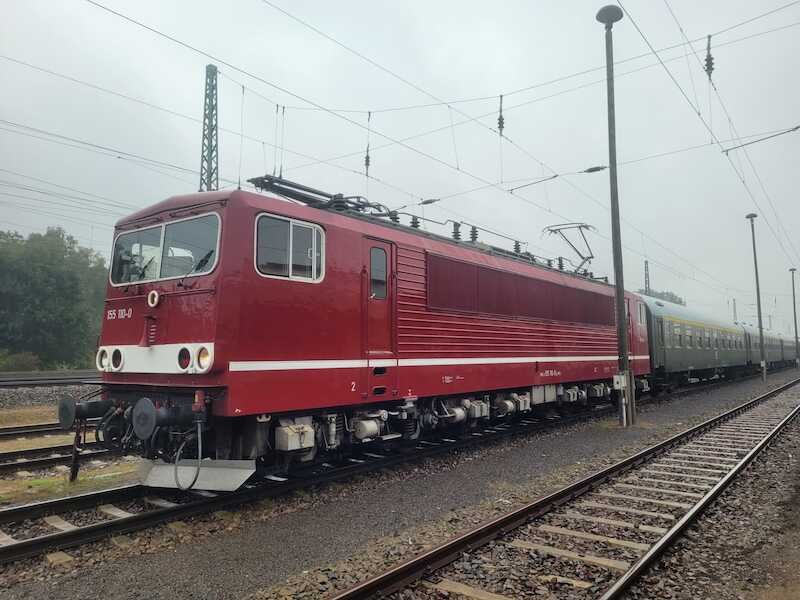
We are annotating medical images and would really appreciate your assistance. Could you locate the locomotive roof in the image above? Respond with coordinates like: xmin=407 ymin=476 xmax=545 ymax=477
xmin=241 ymin=183 xmax=617 ymax=293
xmin=115 ymin=190 xmax=229 ymax=228
xmin=115 ymin=184 xmax=617 ymax=293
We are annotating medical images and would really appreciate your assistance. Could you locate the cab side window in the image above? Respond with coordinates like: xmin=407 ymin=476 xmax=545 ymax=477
xmin=256 ymin=214 xmax=324 ymax=281
xmin=370 ymin=247 xmax=387 ymax=299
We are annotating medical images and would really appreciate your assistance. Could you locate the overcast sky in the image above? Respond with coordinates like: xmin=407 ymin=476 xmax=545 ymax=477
xmin=2 ymin=0 xmax=799 ymax=332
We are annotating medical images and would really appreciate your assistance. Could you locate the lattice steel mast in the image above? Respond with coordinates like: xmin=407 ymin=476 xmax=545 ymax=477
xmin=199 ymin=64 xmax=219 ymax=192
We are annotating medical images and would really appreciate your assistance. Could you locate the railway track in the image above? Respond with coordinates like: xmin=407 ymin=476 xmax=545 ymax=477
xmin=0 ymin=373 xmax=791 ymax=566
xmin=0 ymin=419 xmax=103 ymax=475
xmin=0 ymin=443 xmax=107 ymax=476
xmin=0 ymin=403 xmax=620 ymax=564
xmin=329 ymin=377 xmax=800 ymax=600
xmin=0 ymin=370 xmax=100 ymax=388
xmin=0 ymin=369 xmax=768 ymax=467
xmin=0 ymin=419 xmax=98 ymax=441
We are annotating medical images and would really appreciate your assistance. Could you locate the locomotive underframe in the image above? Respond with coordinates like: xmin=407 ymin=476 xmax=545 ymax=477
xmin=66 ymin=374 xmax=650 ymax=490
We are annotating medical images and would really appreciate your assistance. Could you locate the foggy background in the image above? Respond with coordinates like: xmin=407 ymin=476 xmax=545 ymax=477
xmin=1 ymin=0 xmax=798 ymax=333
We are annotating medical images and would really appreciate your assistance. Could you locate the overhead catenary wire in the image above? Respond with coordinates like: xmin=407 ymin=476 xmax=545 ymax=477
xmin=279 ymin=105 xmax=286 ymax=178
xmin=0 ymin=181 xmax=128 ymax=216
xmin=619 ymin=0 xmax=798 ymax=268
xmin=74 ymin=0 xmax=796 ymax=302
xmin=7 ymin=115 xmax=736 ymax=299
xmin=3 ymin=17 xmax=795 ymax=180
xmin=721 ymin=125 xmax=800 ymax=153
xmin=447 ymin=105 xmax=460 ymax=170
xmin=239 ymin=0 xmax=799 ymax=300
xmin=662 ymin=0 xmax=800 ymax=267
xmin=256 ymin=0 xmax=800 ymax=113
xmin=1 ymin=52 xmax=787 ymax=194
xmin=0 ymin=189 xmax=123 ymax=219
xmin=1 ymin=111 xmax=774 ymax=301
xmin=282 ymin=22 xmax=800 ymax=174
xmin=237 ymin=84 xmax=245 ymax=189
xmin=3 ymin=1 xmax=789 ymax=304
xmin=84 ymin=0 xmax=795 ymax=264
xmin=0 ymin=168 xmax=139 ymax=211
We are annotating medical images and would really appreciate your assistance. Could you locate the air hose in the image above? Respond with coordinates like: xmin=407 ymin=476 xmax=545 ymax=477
xmin=174 ymin=421 xmax=203 ymax=491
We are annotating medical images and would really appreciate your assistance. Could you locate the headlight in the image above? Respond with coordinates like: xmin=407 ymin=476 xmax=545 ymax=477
xmin=96 ymin=348 xmax=109 ymax=371
xmin=111 ymin=348 xmax=123 ymax=371
xmin=196 ymin=346 xmax=212 ymax=371
xmin=178 ymin=347 xmax=192 ymax=371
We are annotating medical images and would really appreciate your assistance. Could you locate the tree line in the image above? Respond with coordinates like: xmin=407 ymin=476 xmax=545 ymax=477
xmin=0 ymin=228 xmax=107 ymax=371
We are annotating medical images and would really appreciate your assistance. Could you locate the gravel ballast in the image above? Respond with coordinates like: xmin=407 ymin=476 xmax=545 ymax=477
xmin=623 ymin=403 xmax=800 ymax=599
xmin=0 ymin=385 xmax=98 ymax=411
xmin=0 ymin=371 xmax=798 ymax=600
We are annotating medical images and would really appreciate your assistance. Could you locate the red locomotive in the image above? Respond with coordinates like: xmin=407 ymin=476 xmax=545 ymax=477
xmin=60 ymin=177 xmax=652 ymax=490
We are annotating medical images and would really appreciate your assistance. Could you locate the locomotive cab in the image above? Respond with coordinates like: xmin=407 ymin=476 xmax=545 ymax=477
xmin=58 ymin=191 xmax=257 ymax=491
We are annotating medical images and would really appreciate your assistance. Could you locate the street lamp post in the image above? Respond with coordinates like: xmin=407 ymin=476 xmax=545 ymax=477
xmin=791 ymin=268 xmax=799 ymax=365
xmin=596 ymin=5 xmax=634 ymax=426
xmin=746 ymin=213 xmax=767 ymax=382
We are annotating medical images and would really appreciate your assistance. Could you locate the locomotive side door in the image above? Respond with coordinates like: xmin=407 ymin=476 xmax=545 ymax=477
xmin=362 ymin=239 xmax=396 ymax=399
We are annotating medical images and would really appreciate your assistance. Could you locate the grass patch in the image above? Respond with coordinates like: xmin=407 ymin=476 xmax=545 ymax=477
xmin=0 ymin=461 xmax=140 ymax=506
xmin=0 ymin=433 xmax=77 ymax=453
xmin=0 ymin=405 xmax=57 ymax=427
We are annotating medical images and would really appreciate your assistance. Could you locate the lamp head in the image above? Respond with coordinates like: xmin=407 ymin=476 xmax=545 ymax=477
xmin=596 ymin=5 xmax=624 ymax=26
xmin=745 ymin=212 xmax=758 ymax=220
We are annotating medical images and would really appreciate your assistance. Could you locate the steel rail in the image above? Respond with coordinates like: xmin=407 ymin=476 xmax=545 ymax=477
xmin=0 ymin=370 xmax=100 ymax=388
xmin=0 ymin=443 xmax=107 ymax=475
xmin=328 ymin=376 xmax=800 ymax=600
xmin=0 ymin=419 xmax=98 ymax=440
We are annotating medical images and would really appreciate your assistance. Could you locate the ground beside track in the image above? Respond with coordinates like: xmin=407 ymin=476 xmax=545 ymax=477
xmin=0 ymin=371 xmax=797 ymax=600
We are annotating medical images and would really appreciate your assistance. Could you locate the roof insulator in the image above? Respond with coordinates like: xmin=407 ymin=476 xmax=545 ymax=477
xmin=513 ymin=240 xmax=521 ymax=254
xmin=470 ymin=225 xmax=478 ymax=242
xmin=704 ymin=35 xmax=714 ymax=81
xmin=389 ymin=211 xmax=399 ymax=223
xmin=497 ymin=95 xmax=505 ymax=137
xmin=452 ymin=222 xmax=461 ymax=241
xmin=364 ymin=111 xmax=372 ymax=176
xmin=410 ymin=214 xmax=420 ymax=229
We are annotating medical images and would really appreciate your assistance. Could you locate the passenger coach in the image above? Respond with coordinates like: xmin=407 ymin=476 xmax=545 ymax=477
xmin=641 ymin=296 xmax=793 ymax=387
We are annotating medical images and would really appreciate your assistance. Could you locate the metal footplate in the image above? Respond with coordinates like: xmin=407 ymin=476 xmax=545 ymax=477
xmin=139 ymin=459 xmax=256 ymax=491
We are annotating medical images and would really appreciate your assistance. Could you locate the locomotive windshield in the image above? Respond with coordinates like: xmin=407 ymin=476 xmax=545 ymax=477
xmin=111 ymin=213 xmax=220 ymax=284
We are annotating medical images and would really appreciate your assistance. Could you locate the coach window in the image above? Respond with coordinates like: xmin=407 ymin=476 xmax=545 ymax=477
xmin=637 ymin=303 xmax=645 ymax=325
xmin=370 ymin=247 xmax=387 ymax=299
xmin=256 ymin=214 xmax=324 ymax=281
